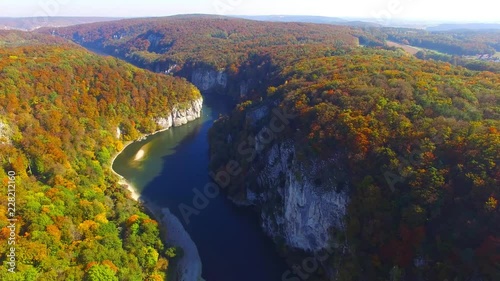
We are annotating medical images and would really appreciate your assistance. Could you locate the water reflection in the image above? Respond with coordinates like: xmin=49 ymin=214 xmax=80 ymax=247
xmin=112 ymin=94 xmax=289 ymax=281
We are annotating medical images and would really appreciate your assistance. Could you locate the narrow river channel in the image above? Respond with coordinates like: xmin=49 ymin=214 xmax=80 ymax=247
xmin=112 ymin=93 xmax=289 ymax=281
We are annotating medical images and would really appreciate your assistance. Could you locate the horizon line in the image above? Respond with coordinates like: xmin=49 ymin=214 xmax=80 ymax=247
xmin=0 ymin=14 xmax=499 ymax=25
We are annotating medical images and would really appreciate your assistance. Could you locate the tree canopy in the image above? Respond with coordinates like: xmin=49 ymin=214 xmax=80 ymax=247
xmin=0 ymin=32 xmax=199 ymax=280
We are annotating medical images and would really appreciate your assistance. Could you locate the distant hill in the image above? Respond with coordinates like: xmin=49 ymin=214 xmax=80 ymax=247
xmin=45 ymin=15 xmax=360 ymax=70
xmin=0 ymin=17 xmax=122 ymax=31
xmin=235 ymin=15 xmax=380 ymax=27
xmin=235 ymin=15 xmax=347 ymax=23
xmin=428 ymin=23 xmax=500 ymax=31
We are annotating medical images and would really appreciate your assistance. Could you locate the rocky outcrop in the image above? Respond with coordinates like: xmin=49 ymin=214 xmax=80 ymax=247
xmin=243 ymin=140 xmax=349 ymax=252
xmin=172 ymin=98 xmax=204 ymax=127
xmin=115 ymin=97 xmax=203 ymax=140
xmin=239 ymin=80 xmax=249 ymax=98
xmin=189 ymin=68 xmax=253 ymax=98
xmin=245 ymin=104 xmax=270 ymax=126
xmin=191 ymin=69 xmax=227 ymax=93
xmin=209 ymin=100 xmax=349 ymax=254
xmin=155 ymin=97 xmax=203 ymax=129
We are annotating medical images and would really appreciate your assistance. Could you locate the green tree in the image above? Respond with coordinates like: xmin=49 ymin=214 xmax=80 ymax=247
xmin=84 ymin=264 xmax=118 ymax=281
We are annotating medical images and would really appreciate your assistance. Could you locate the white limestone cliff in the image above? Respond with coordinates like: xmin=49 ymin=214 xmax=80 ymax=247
xmin=155 ymin=97 xmax=204 ymax=129
xmin=246 ymin=141 xmax=349 ymax=252
xmin=191 ymin=69 xmax=227 ymax=92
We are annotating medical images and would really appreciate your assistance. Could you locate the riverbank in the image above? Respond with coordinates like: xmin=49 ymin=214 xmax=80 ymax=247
xmin=109 ymin=93 xmax=289 ymax=281
xmin=109 ymin=106 xmax=204 ymax=281
xmin=145 ymin=201 xmax=205 ymax=281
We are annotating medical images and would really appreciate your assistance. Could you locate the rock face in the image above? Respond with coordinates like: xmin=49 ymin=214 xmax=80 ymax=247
xmin=239 ymin=80 xmax=250 ymax=98
xmin=189 ymin=68 xmax=252 ymax=98
xmin=155 ymin=97 xmax=203 ymax=129
xmin=191 ymin=69 xmax=227 ymax=93
xmin=210 ymin=102 xmax=349 ymax=255
xmin=244 ymin=141 xmax=349 ymax=252
xmin=115 ymin=97 xmax=203 ymax=140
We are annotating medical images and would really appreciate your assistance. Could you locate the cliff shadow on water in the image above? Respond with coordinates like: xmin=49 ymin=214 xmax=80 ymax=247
xmin=114 ymin=93 xmax=289 ymax=281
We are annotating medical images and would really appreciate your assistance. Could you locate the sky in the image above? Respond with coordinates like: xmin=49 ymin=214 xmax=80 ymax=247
xmin=0 ymin=0 xmax=498 ymax=23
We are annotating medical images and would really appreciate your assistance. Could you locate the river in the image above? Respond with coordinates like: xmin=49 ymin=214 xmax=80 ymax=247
xmin=112 ymin=93 xmax=289 ymax=281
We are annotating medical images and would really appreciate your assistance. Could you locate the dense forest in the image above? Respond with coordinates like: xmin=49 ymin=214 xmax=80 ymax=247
xmin=0 ymin=31 xmax=200 ymax=280
xmin=208 ymin=44 xmax=500 ymax=280
xmin=48 ymin=16 xmax=500 ymax=77
xmin=48 ymin=16 xmax=500 ymax=280
xmin=350 ymin=27 xmax=500 ymax=72
xmin=45 ymin=15 xmax=360 ymax=70
xmin=2 ymin=16 xmax=499 ymax=281
xmin=383 ymin=28 xmax=500 ymax=56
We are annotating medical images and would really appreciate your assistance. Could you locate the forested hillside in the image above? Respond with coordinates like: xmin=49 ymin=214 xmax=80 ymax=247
xmin=383 ymin=28 xmax=500 ymax=56
xmin=6 ymin=16 xmax=500 ymax=280
xmin=209 ymin=45 xmax=500 ymax=280
xmin=0 ymin=17 xmax=121 ymax=31
xmin=0 ymin=31 xmax=200 ymax=280
xmin=377 ymin=28 xmax=500 ymax=72
xmin=46 ymin=15 xmax=359 ymax=69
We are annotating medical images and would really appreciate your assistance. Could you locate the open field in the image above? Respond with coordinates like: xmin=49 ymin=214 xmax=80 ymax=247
xmin=386 ymin=40 xmax=421 ymax=55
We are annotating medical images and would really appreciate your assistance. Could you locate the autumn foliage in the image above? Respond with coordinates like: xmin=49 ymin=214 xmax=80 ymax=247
xmin=210 ymin=43 xmax=500 ymax=280
xmin=0 ymin=31 xmax=198 ymax=280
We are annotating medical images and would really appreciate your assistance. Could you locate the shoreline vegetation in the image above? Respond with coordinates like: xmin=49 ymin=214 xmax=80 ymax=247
xmin=0 ymin=34 xmax=207 ymax=279
xmin=110 ymin=117 xmax=204 ymax=281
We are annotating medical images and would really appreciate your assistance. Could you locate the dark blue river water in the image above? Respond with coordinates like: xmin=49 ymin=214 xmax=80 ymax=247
xmin=113 ymin=94 xmax=288 ymax=281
